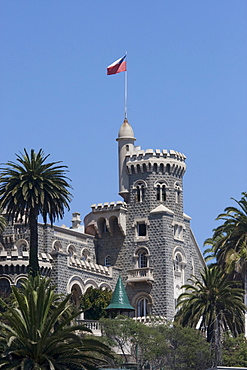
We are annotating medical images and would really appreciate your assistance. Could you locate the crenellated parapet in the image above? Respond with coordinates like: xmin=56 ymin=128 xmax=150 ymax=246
xmin=84 ymin=201 xmax=127 ymax=237
xmin=0 ymin=249 xmax=52 ymax=274
xmin=68 ymin=256 xmax=111 ymax=276
xmin=126 ymin=148 xmax=186 ymax=177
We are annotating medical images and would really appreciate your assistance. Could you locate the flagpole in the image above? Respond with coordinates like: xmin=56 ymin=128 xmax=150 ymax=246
xmin=124 ymin=52 xmax=127 ymax=119
xmin=124 ymin=70 xmax=127 ymax=119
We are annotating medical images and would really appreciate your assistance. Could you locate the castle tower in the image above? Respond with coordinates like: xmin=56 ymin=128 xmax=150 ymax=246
xmin=116 ymin=119 xmax=136 ymax=202
xmin=84 ymin=119 xmax=204 ymax=321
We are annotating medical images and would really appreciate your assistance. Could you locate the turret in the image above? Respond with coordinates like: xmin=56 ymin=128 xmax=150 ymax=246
xmin=116 ymin=119 xmax=136 ymax=202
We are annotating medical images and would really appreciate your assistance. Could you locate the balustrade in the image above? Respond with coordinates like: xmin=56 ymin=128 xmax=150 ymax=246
xmin=127 ymin=267 xmax=154 ymax=283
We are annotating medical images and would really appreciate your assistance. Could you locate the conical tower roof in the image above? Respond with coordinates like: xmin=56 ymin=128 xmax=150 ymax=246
xmin=117 ymin=119 xmax=135 ymax=140
xmin=106 ymin=276 xmax=135 ymax=311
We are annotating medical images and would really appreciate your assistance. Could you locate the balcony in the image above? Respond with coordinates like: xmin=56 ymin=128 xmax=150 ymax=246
xmin=127 ymin=267 xmax=154 ymax=284
xmin=76 ymin=320 xmax=102 ymax=336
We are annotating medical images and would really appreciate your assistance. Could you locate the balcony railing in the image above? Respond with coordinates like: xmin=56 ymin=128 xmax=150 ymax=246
xmin=76 ymin=320 xmax=102 ymax=336
xmin=127 ymin=267 xmax=154 ymax=283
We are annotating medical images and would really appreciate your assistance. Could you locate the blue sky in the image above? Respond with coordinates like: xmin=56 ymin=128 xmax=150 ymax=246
xmin=0 ymin=1 xmax=246 ymax=251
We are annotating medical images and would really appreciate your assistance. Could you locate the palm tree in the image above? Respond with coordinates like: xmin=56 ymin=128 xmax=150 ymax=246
xmin=0 ymin=213 xmax=6 ymax=234
xmin=0 ymin=149 xmax=72 ymax=276
xmin=0 ymin=276 xmax=111 ymax=369
xmin=204 ymin=192 xmax=247 ymax=279
xmin=175 ymin=265 xmax=246 ymax=367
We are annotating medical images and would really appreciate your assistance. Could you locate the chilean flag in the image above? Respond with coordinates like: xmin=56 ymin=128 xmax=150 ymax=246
xmin=107 ymin=55 xmax=127 ymax=75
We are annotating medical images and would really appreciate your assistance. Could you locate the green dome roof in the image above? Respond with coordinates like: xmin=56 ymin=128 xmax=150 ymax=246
xmin=106 ymin=276 xmax=135 ymax=311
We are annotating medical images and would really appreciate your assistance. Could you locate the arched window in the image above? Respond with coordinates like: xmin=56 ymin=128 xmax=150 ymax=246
xmin=81 ymin=248 xmax=90 ymax=261
xmin=134 ymin=247 xmax=150 ymax=269
xmin=138 ymin=252 xmax=147 ymax=268
xmin=133 ymin=180 xmax=147 ymax=203
xmin=174 ymin=182 xmax=182 ymax=204
xmin=155 ymin=181 xmax=167 ymax=201
xmin=53 ymin=240 xmax=62 ymax=252
xmin=16 ymin=239 xmax=29 ymax=256
xmin=71 ymin=283 xmax=82 ymax=308
xmin=174 ymin=254 xmax=182 ymax=272
xmin=97 ymin=218 xmax=108 ymax=237
xmin=173 ymin=247 xmax=186 ymax=277
xmin=105 ymin=255 xmax=111 ymax=267
xmin=137 ymin=298 xmax=148 ymax=317
xmin=132 ymin=292 xmax=153 ymax=318
xmin=173 ymin=247 xmax=186 ymax=309
xmin=68 ymin=245 xmax=76 ymax=257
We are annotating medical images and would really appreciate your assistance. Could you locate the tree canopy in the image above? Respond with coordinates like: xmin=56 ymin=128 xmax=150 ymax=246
xmin=204 ymin=192 xmax=247 ymax=279
xmin=175 ymin=265 xmax=245 ymax=367
xmin=0 ymin=214 xmax=6 ymax=234
xmin=80 ymin=287 xmax=112 ymax=320
xmin=0 ymin=276 xmax=112 ymax=369
xmin=100 ymin=316 xmax=212 ymax=370
xmin=0 ymin=149 xmax=72 ymax=275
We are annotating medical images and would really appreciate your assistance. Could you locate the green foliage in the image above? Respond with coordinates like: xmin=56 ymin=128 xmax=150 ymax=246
xmin=222 ymin=334 xmax=247 ymax=367
xmin=0 ymin=276 xmax=112 ymax=369
xmin=0 ymin=149 xmax=72 ymax=275
xmin=100 ymin=316 xmax=212 ymax=370
xmin=204 ymin=192 xmax=247 ymax=279
xmin=175 ymin=265 xmax=245 ymax=367
xmin=0 ymin=213 xmax=6 ymax=234
xmin=166 ymin=325 xmax=212 ymax=370
xmin=80 ymin=287 xmax=112 ymax=320
xmin=100 ymin=316 xmax=140 ymax=363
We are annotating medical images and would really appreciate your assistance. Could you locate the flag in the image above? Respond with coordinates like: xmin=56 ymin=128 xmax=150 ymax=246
xmin=107 ymin=55 xmax=127 ymax=75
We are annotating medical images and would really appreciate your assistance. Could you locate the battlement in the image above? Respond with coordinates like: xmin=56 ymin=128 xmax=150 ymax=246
xmin=126 ymin=148 xmax=186 ymax=177
xmin=68 ymin=256 xmax=111 ymax=276
xmin=90 ymin=201 xmax=127 ymax=212
xmin=0 ymin=250 xmax=52 ymax=273
xmin=84 ymin=201 xmax=127 ymax=237
xmin=129 ymin=148 xmax=186 ymax=161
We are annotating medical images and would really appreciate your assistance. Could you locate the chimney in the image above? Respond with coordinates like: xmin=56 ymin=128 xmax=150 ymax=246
xmin=71 ymin=212 xmax=81 ymax=229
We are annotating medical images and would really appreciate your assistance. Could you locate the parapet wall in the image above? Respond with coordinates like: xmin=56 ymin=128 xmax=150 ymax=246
xmin=84 ymin=201 xmax=127 ymax=237
xmin=126 ymin=148 xmax=186 ymax=176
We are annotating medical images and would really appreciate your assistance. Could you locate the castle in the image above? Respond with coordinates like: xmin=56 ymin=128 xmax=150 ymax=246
xmin=0 ymin=119 xmax=204 ymax=321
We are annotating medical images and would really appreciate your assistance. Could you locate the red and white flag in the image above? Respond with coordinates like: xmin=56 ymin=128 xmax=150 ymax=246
xmin=107 ymin=55 xmax=127 ymax=75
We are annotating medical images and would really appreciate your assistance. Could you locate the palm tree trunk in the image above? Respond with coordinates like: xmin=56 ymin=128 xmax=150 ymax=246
xmin=245 ymin=270 xmax=247 ymax=337
xmin=28 ymin=208 xmax=39 ymax=276
xmin=213 ymin=312 xmax=222 ymax=368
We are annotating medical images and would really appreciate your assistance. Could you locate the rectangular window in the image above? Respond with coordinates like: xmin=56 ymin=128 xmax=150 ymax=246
xmin=138 ymin=223 xmax=146 ymax=237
